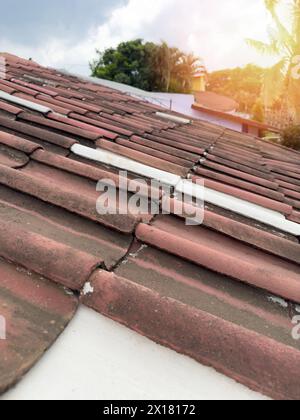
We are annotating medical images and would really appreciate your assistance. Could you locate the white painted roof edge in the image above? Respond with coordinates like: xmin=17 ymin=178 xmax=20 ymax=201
xmin=0 ymin=90 xmax=52 ymax=114
xmin=71 ymin=144 xmax=300 ymax=236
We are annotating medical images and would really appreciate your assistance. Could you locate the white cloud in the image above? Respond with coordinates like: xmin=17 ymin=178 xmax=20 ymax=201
xmin=0 ymin=0 xmax=279 ymax=75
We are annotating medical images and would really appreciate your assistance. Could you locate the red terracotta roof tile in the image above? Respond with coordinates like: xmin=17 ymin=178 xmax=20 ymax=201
xmin=195 ymin=166 xmax=284 ymax=201
xmin=11 ymin=79 xmax=59 ymax=97
xmin=0 ymin=182 xmax=132 ymax=271
xmin=115 ymin=138 xmax=192 ymax=168
xmin=0 ymin=143 xmax=29 ymax=168
xmin=165 ymin=198 xmax=300 ymax=261
xmin=100 ymin=112 xmax=151 ymax=134
xmin=144 ymin=133 xmax=205 ymax=155
xmin=0 ymin=83 xmax=16 ymax=94
xmin=18 ymin=112 xmax=99 ymax=142
xmin=14 ymin=92 xmax=71 ymax=115
xmin=0 ymin=130 xmax=40 ymax=154
xmin=97 ymin=138 xmax=190 ymax=177
xmin=285 ymin=196 xmax=300 ymax=211
xmin=55 ymin=86 xmax=96 ymax=101
xmin=48 ymin=97 xmax=90 ymax=115
xmin=0 ymin=257 xmax=77 ymax=394
xmin=0 ymin=114 xmax=76 ymax=149
xmin=0 ymin=79 xmax=38 ymax=96
xmin=135 ymin=216 xmax=300 ymax=302
xmin=192 ymin=175 xmax=291 ymax=215
xmin=275 ymin=172 xmax=300 ymax=188
xmin=83 ymin=248 xmax=300 ymax=401
xmin=0 ymin=220 xmax=101 ymax=289
xmin=130 ymin=135 xmax=200 ymax=162
xmin=0 ymin=161 xmax=143 ymax=234
xmin=280 ymin=187 xmax=300 ymax=201
xmin=197 ymin=160 xmax=279 ymax=190
xmin=288 ymin=210 xmax=300 ymax=223
xmin=206 ymin=152 xmax=270 ymax=175
xmin=0 ymin=100 xmax=23 ymax=116
xmin=1 ymin=53 xmax=300 ymax=399
xmin=35 ymin=94 xmax=84 ymax=114
xmin=70 ymin=113 xmax=134 ymax=137
xmin=48 ymin=112 xmax=116 ymax=139
xmin=277 ymin=178 xmax=300 ymax=193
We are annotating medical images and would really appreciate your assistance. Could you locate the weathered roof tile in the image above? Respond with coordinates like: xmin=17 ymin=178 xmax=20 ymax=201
xmin=0 ymin=52 xmax=300 ymax=400
xmin=0 ymin=256 xmax=77 ymax=394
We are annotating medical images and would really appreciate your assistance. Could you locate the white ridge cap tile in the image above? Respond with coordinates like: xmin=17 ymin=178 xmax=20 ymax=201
xmin=0 ymin=90 xmax=52 ymax=114
xmin=71 ymin=143 xmax=181 ymax=187
xmin=155 ymin=112 xmax=191 ymax=125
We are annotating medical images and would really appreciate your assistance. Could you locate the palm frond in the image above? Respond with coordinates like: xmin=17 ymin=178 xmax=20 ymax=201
xmin=285 ymin=59 xmax=300 ymax=121
xmin=246 ymin=38 xmax=280 ymax=55
xmin=265 ymin=0 xmax=280 ymax=14
xmin=267 ymin=25 xmax=293 ymax=56
xmin=261 ymin=59 xmax=287 ymax=107
xmin=291 ymin=0 xmax=300 ymax=48
xmin=265 ymin=0 xmax=296 ymax=54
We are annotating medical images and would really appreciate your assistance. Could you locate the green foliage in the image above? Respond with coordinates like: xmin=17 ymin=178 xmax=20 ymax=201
xmin=282 ymin=125 xmax=300 ymax=150
xmin=247 ymin=0 xmax=300 ymax=123
xmin=251 ymin=101 xmax=265 ymax=123
xmin=90 ymin=39 xmax=156 ymax=91
xmin=90 ymin=39 xmax=201 ymax=93
xmin=207 ymin=65 xmax=264 ymax=114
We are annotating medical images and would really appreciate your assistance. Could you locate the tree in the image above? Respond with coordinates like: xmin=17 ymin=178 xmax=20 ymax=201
xmin=90 ymin=39 xmax=156 ymax=91
xmin=252 ymin=100 xmax=265 ymax=122
xmin=90 ymin=40 xmax=202 ymax=93
xmin=173 ymin=53 xmax=202 ymax=93
xmin=207 ymin=65 xmax=264 ymax=114
xmin=151 ymin=44 xmax=201 ymax=93
xmin=282 ymin=125 xmax=300 ymax=149
xmin=247 ymin=0 xmax=300 ymax=123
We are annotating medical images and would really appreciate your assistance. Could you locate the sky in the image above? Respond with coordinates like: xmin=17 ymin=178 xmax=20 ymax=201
xmin=0 ymin=0 xmax=278 ymax=76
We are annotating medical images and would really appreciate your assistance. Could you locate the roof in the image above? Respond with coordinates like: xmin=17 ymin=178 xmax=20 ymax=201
xmin=194 ymin=91 xmax=238 ymax=112
xmin=0 ymin=53 xmax=300 ymax=400
xmin=192 ymin=102 xmax=280 ymax=132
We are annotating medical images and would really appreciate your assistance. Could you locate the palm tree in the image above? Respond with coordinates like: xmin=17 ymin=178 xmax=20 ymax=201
xmin=151 ymin=42 xmax=169 ymax=91
xmin=152 ymin=43 xmax=202 ymax=93
xmin=247 ymin=0 xmax=300 ymax=123
xmin=152 ymin=42 xmax=184 ymax=92
xmin=174 ymin=54 xmax=202 ymax=92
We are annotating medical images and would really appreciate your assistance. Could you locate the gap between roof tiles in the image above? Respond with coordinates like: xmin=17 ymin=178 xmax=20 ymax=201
xmin=105 ymin=235 xmax=143 ymax=272
xmin=80 ymin=241 xmax=150 ymax=302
